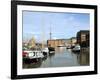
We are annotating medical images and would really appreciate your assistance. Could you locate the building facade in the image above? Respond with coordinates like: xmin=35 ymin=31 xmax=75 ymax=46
xmin=47 ymin=39 xmax=63 ymax=48
xmin=47 ymin=38 xmax=76 ymax=48
xmin=70 ymin=37 xmax=77 ymax=46
xmin=77 ymin=30 xmax=89 ymax=47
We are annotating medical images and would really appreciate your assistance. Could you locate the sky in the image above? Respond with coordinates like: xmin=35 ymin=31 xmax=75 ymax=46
xmin=23 ymin=11 xmax=90 ymax=43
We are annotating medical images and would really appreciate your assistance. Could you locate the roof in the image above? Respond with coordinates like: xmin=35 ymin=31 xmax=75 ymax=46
xmin=77 ymin=30 xmax=89 ymax=35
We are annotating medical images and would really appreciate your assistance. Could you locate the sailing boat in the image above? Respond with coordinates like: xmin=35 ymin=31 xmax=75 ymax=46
xmin=48 ymin=20 xmax=55 ymax=54
xmin=41 ymin=17 xmax=49 ymax=56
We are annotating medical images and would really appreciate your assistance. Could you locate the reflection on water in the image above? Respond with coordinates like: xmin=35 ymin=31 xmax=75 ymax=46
xmin=23 ymin=59 xmax=42 ymax=68
xmin=23 ymin=47 xmax=89 ymax=68
xmin=79 ymin=48 xmax=90 ymax=65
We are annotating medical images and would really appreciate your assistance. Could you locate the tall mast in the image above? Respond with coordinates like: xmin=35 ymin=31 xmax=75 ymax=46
xmin=41 ymin=17 xmax=45 ymax=49
xmin=50 ymin=21 xmax=52 ymax=40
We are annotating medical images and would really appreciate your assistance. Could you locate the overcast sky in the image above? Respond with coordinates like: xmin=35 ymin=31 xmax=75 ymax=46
xmin=23 ymin=11 xmax=90 ymax=43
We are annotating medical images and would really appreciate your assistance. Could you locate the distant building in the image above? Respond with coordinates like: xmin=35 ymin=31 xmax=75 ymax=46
xmin=64 ymin=39 xmax=71 ymax=47
xmin=47 ymin=39 xmax=63 ymax=48
xmin=70 ymin=37 xmax=77 ymax=46
xmin=47 ymin=38 xmax=76 ymax=48
xmin=77 ymin=30 xmax=89 ymax=47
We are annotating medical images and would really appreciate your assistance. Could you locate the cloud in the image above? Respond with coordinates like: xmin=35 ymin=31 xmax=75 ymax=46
xmin=24 ymin=31 xmax=41 ymax=35
xmin=53 ymin=37 xmax=58 ymax=39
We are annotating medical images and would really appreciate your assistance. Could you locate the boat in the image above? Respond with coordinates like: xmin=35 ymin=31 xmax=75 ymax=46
xmin=66 ymin=46 xmax=71 ymax=49
xmin=24 ymin=50 xmax=44 ymax=59
xmin=48 ymin=47 xmax=55 ymax=51
xmin=72 ymin=45 xmax=80 ymax=52
xmin=23 ymin=50 xmax=44 ymax=63
xmin=57 ymin=45 xmax=64 ymax=47
xmin=42 ymin=47 xmax=49 ymax=56
xmin=48 ymin=47 xmax=55 ymax=54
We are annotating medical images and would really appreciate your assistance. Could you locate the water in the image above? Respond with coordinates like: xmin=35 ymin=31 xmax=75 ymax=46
xmin=23 ymin=47 xmax=89 ymax=68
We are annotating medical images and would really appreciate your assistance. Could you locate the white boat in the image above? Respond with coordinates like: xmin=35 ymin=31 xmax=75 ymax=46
xmin=42 ymin=47 xmax=49 ymax=56
xmin=23 ymin=50 xmax=44 ymax=59
xmin=72 ymin=45 xmax=80 ymax=52
xmin=66 ymin=46 xmax=71 ymax=49
xmin=57 ymin=45 xmax=64 ymax=47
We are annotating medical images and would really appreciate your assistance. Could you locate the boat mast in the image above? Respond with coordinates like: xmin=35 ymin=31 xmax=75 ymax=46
xmin=50 ymin=21 xmax=52 ymax=40
xmin=41 ymin=17 xmax=45 ymax=49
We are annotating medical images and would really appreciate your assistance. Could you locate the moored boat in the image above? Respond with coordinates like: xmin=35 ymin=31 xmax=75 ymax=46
xmin=42 ymin=47 xmax=49 ymax=56
xmin=48 ymin=47 xmax=55 ymax=54
xmin=23 ymin=50 xmax=44 ymax=63
xmin=72 ymin=45 xmax=80 ymax=52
